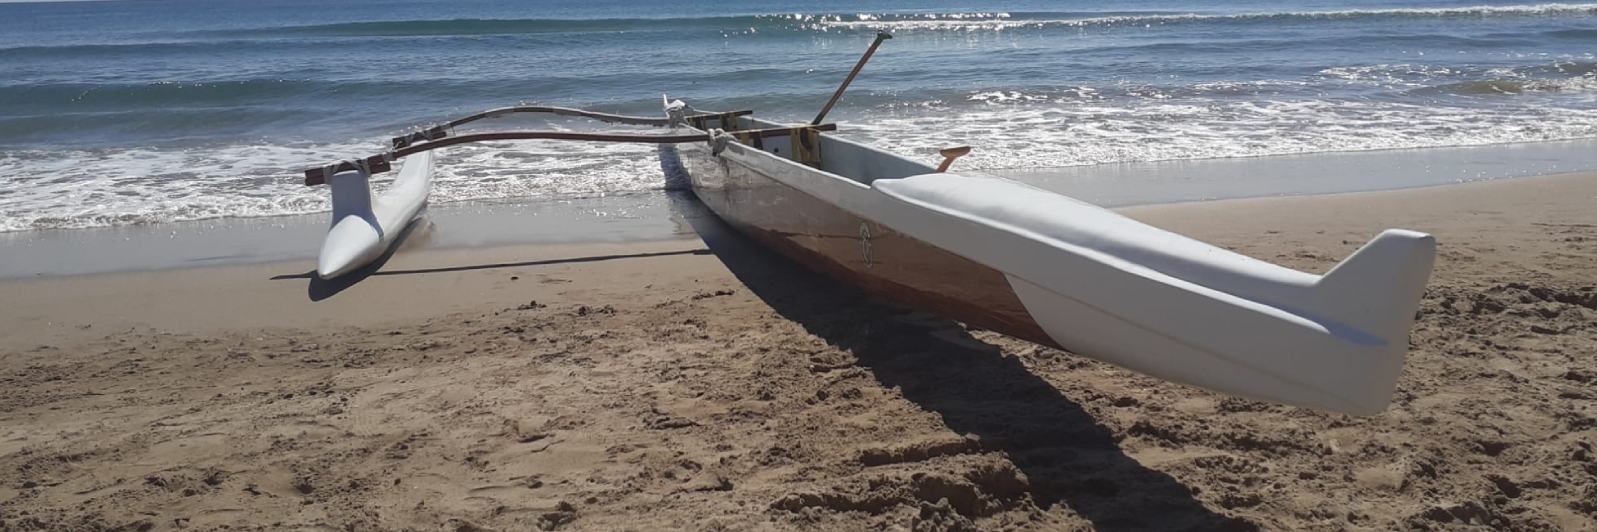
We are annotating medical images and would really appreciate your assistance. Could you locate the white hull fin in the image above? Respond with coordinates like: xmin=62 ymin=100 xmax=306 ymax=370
xmin=1310 ymin=230 xmax=1437 ymax=348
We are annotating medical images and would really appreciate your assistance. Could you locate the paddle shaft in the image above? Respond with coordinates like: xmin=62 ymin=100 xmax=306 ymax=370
xmin=812 ymin=31 xmax=892 ymax=126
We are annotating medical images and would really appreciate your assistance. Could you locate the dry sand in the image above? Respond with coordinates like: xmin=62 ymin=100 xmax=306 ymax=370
xmin=1 ymin=173 xmax=1595 ymax=532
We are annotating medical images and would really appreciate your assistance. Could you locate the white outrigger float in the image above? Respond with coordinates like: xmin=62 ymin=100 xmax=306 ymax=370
xmin=314 ymin=151 xmax=433 ymax=279
xmin=303 ymin=32 xmax=1436 ymax=415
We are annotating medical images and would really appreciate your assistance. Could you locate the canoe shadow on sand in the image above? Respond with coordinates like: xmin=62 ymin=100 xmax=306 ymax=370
xmin=272 ymin=215 xmax=709 ymax=302
xmin=664 ymin=185 xmax=1255 ymax=531
xmin=269 ymin=214 xmax=431 ymax=302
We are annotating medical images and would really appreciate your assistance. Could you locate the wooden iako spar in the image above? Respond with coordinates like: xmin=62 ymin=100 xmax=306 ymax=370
xmin=305 ymin=123 xmax=836 ymax=185
xmin=389 ymin=107 xmax=756 ymax=149
xmin=441 ymin=106 xmax=754 ymax=130
xmin=813 ymin=30 xmax=891 ymax=125
xmin=295 ymin=30 xmax=1438 ymax=417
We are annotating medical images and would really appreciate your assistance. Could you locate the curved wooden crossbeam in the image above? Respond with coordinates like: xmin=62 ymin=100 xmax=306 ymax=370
xmin=306 ymin=123 xmax=837 ymax=185
xmin=448 ymin=106 xmax=754 ymax=128
xmin=388 ymin=107 xmax=756 ymax=149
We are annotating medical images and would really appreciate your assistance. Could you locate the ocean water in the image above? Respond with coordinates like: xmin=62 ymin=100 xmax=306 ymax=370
xmin=1 ymin=0 xmax=1595 ymax=232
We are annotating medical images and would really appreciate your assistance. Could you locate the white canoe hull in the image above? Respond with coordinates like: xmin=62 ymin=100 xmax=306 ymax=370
xmin=678 ymin=115 xmax=1435 ymax=415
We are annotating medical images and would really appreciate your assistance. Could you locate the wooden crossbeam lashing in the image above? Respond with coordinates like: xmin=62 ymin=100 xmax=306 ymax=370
xmin=304 ymin=123 xmax=837 ymax=186
xmin=685 ymin=111 xmax=750 ymax=131
xmin=390 ymin=125 xmax=450 ymax=150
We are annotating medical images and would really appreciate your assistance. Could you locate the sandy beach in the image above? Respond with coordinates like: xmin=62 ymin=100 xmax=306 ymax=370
xmin=2 ymin=173 xmax=1595 ymax=531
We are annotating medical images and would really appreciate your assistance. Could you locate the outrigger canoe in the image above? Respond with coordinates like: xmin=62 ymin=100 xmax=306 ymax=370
xmin=302 ymin=32 xmax=1435 ymax=415
xmin=661 ymin=109 xmax=1434 ymax=416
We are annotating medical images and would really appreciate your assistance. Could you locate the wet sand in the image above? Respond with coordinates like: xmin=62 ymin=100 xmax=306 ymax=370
xmin=1 ymin=172 xmax=1595 ymax=531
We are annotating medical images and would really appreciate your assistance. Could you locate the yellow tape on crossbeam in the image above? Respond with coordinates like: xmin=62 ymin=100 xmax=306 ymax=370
xmin=790 ymin=127 xmax=820 ymax=166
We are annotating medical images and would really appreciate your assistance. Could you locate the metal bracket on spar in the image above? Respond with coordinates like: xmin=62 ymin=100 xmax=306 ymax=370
xmin=390 ymin=125 xmax=450 ymax=150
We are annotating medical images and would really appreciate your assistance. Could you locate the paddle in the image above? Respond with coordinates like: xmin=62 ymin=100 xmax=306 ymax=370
xmin=812 ymin=30 xmax=892 ymax=126
xmin=936 ymin=146 xmax=971 ymax=173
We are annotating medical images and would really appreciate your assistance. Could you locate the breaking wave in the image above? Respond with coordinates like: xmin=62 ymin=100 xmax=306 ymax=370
xmin=1409 ymin=75 xmax=1597 ymax=95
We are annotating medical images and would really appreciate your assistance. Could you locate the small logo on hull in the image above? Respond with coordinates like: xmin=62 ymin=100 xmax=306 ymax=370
xmin=859 ymin=222 xmax=874 ymax=269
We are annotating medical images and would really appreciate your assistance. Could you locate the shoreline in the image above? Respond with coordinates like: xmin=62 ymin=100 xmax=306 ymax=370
xmin=0 ymin=191 xmax=703 ymax=279
xmin=1 ymin=170 xmax=1594 ymax=530
xmin=3 ymin=167 xmax=1590 ymax=282
xmin=8 ymin=138 xmax=1597 ymax=279
xmin=3 ymin=169 xmax=1592 ymax=347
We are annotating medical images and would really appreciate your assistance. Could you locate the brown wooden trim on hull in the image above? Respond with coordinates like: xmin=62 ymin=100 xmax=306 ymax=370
xmin=673 ymin=144 xmax=1061 ymax=350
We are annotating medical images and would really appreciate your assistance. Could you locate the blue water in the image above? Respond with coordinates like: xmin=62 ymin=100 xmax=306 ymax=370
xmin=1 ymin=0 xmax=1595 ymax=231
